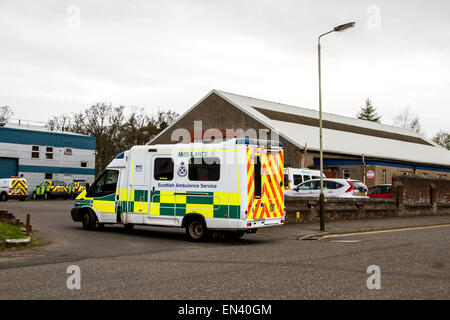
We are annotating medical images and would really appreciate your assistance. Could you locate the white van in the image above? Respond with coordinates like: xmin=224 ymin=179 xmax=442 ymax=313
xmin=283 ymin=167 xmax=322 ymax=190
xmin=70 ymin=138 xmax=285 ymax=241
xmin=0 ymin=177 xmax=28 ymax=201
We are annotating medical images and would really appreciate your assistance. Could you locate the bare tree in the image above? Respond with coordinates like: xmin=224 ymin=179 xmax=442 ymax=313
xmin=393 ymin=106 xmax=424 ymax=135
xmin=47 ymin=104 xmax=178 ymax=175
xmin=0 ymin=106 xmax=14 ymax=122
xmin=47 ymin=114 xmax=72 ymax=131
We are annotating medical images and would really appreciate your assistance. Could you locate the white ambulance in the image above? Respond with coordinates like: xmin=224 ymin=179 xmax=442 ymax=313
xmin=283 ymin=167 xmax=322 ymax=190
xmin=71 ymin=138 xmax=285 ymax=241
xmin=0 ymin=177 xmax=28 ymax=201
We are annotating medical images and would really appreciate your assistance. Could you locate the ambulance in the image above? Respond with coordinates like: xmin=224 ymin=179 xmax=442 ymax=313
xmin=70 ymin=138 xmax=285 ymax=241
xmin=0 ymin=177 xmax=28 ymax=201
xmin=283 ymin=167 xmax=322 ymax=190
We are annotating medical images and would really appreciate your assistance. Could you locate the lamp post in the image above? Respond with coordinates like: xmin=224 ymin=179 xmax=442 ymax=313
xmin=318 ymin=22 xmax=355 ymax=232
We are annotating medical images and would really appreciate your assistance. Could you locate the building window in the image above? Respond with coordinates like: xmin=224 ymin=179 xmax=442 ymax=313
xmin=32 ymin=146 xmax=39 ymax=159
xmin=154 ymin=158 xmax=174 ymax=181
xmin=382 ymin=169 xmax=387 ymax=184
xmin=422 ymin=173 xmax=428 ymax=177
xmin=401 ymin=171 xmax=412 ymax=176
xmin=343 ymin=168 xmax=350 ymax=179
xmin=438 ymin=174 xmax=447 ymax=179
xmin=188 ymin=157 xmax=220 ymax=182
xmin=45 ymin=173 xmax=53 ymax=180
xmin=64 ymin=148 xmax=73 ymax=155
xmin=81 ymin=162 xmax=87 ymax=168
xmin=46 ymin=147 xmax=53 ymax=159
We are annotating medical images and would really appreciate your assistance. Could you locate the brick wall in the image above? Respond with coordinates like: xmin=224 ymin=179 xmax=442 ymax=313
xmin=285 ymin=174 xmax=450 ymax=223
xmin=392 ymin=174 xmax=449 ymax=204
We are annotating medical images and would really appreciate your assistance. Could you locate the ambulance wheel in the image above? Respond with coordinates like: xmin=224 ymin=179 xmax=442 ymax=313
xmin=223 ymin=230 xmax=246 ymax=240
xmin=44 ymin=192 xmax=50 ymax=200
xmin=19 ymin=196 xmax=26 ymax=201
xmin=185 ymin=219 xmax=210 ymax=242
xmin=82 ymin=210 xmax=98 ymax=231
xmin=32 ymin=192 xmax=37 ymax=200
xmin=0 ymin=193 xmax=7 ymax=202
xmin=71 ymin=193 xmax=76 ymax=200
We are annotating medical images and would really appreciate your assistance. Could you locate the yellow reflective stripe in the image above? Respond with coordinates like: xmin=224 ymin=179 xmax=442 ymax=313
xmin=160 ymin=190 xmax=175 ymax=203
xmin=213 ymin=192 xmax=229 ymax=205
xmin=186 ymin=204 xmax=213 ymax=218
xmin=134 ymin=202 xmax=147 ymax=213
xmin=93 ymin=200 xmax=115 ymax=213
xmin=150 ymin=202 xmax=160 ymax=215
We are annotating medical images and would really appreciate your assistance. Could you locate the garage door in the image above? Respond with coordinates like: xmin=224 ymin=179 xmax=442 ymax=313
xmin=0 ymin=157 xmax=18 ymax=178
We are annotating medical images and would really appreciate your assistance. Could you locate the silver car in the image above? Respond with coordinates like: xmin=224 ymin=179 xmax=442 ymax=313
xmin=285 ymin=178 xmax=368 ymax=198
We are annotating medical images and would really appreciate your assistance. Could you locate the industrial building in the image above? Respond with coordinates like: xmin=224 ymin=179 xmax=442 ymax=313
xmin=0 ymin=122 xmax=96 ymax=190
xmin=150 ymin=89 xmax=450 ymax=187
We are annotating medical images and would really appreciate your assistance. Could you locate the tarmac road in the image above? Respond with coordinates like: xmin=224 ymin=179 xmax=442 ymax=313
xmin=0 ymin=200 xmax=449 ymax=299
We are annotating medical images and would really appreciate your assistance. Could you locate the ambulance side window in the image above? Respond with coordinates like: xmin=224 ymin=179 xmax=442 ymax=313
xmin=293 ymin=174 xmax=303 ymax=185
xmin=188 ymin=157 xmax=220 ymax=181
xmin=90 ymin=170 xmax=119 ymax=197
xmin=154 ymin=158 xmax=174 ymax=180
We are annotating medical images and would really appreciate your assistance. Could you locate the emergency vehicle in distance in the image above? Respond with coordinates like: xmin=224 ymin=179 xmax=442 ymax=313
xmin=70 ymin=138 xmax=285 ymax=241
xmin=0 ymin=177 xmax=28 ymax=201
xmin=68 ymin=180 xmax=91 ymax=199
xmin=283 ymin=167 xmax=322 ymax=190
xmin=32 ymin=180 xmax=70 ymax=200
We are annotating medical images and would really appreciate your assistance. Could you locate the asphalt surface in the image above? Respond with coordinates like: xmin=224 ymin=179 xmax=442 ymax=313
xmin=0 ymin=200 xmax=449 ymax=299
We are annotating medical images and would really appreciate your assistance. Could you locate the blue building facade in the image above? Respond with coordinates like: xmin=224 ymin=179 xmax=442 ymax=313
xmin=0 ymin=123 xmax=96 ymax=190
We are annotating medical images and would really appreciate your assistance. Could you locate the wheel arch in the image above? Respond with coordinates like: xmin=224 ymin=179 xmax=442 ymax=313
xmin=181 ymin=212 xmax=206 ymax=228
xmin=79 ymin=206 xmax=100 ymax=222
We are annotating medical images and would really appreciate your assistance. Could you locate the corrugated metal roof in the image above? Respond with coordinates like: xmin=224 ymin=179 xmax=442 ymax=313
xmin=214 ymin=90 xmax=450 ymax=167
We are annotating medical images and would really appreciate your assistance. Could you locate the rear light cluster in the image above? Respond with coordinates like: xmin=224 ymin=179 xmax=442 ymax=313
xmin=345 ymin=181 xmax=354 ymax=193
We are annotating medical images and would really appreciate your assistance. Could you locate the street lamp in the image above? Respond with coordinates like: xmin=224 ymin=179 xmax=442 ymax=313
xmin=318 ymin=22 xmax=355 ymax=232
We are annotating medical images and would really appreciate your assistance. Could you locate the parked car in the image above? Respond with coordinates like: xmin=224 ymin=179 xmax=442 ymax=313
xmin=285 ymin=178 xmax=368 ymax=198
xmin=0 ymin=177 xmax=28 ymax=201
xmin=32 ymin=180 xmax=70 ymax=200
xmin=68 ymin=181 xmax=91 ymax=199
xmin=368 ymin=184 xmax=393 ymax=198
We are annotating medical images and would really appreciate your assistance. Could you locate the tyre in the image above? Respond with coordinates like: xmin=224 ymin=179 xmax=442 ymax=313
xmin=71 ymin=193 xmax=76 ymax=200
xmin=19 ymin=196 xmax=26 ymax=201
xmin=44 ymin=192 xmax=50 ymax=200
xmin=185 ymin=218 xmax=210 ymax=242
xmin=32 ymin=192 xmax=37 ymax=200
xmin=223 ymin=230 xmax=246 ymax=240
xmin=0 ymin=193 xmax=7 ymax=202
xmin=82 ymin=210 xmax=99 ymax=231
xmin=124 ymin=224 xmax=134 ymax=231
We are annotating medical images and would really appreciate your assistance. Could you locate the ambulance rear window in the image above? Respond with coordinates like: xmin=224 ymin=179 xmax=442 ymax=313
xmin=188 ymin=158 xmax=220 ymax=181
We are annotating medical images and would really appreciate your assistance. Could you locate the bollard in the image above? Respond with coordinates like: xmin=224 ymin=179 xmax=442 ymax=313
xmin=26 ymin=214 xmax=31 ymax=235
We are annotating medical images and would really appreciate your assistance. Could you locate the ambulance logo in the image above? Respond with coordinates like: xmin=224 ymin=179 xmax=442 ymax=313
xmin=177 ymin=162 xmax=187 ymax=177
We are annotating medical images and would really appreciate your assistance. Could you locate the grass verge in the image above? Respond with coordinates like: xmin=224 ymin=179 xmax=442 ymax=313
xmin=0 ymin=221 xmax=43 ymax=251
xmin=0 ymin=221 xmax=27 ymax=241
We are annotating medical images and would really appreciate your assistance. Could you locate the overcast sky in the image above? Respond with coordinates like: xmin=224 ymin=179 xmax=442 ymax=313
xmin=1 ymin=0 xmax=449 ymax=137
